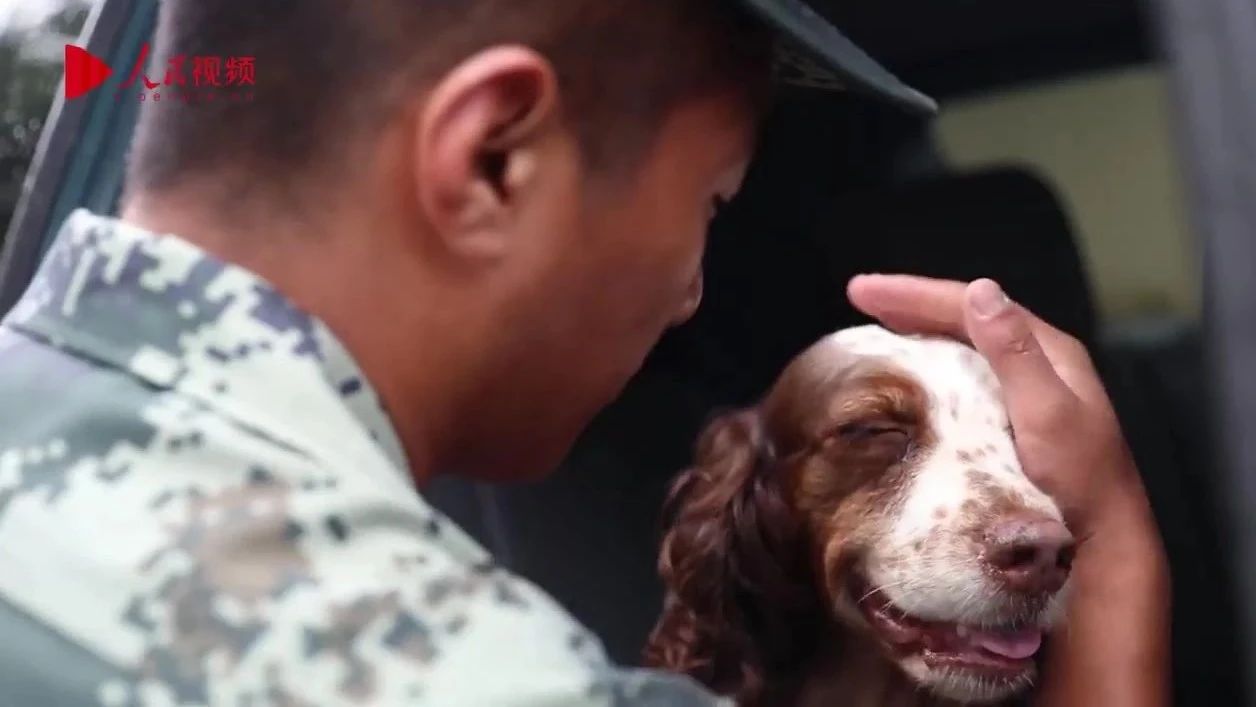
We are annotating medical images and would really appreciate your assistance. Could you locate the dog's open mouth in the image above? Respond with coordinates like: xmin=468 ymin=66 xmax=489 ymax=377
xmin=850 ymin=576 xmax=1044 ymax=680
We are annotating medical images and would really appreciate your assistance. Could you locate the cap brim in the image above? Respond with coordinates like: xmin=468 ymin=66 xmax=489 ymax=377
xmin=738 ymin=0 xmax=938 ymax=115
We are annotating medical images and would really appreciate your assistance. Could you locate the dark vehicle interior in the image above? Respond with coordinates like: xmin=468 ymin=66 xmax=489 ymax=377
xmin=0 ymin=0 xmax=1246 ymax=704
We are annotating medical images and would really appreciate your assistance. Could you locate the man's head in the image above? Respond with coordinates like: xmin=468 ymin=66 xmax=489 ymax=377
xmin=124 ymin=0 xmax=773 ymax=480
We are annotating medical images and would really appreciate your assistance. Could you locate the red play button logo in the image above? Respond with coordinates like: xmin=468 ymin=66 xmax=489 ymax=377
xmin=64 ymin=45 xmax=114 ymax=100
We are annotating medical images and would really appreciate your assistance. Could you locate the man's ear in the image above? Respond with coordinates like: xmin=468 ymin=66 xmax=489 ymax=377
xmin=413 ymin=46 xmax=561 ymax=260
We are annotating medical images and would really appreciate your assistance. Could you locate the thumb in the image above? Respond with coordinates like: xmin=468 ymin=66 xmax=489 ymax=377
xmin=964 ymin=280 xmax=1078 ymax=432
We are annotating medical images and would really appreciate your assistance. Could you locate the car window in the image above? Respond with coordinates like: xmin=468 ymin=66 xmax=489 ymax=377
xmin=934 ymin=65 xmax=1200 ymax=330
xmin=0 ymin=0 xmax=94 ymax=241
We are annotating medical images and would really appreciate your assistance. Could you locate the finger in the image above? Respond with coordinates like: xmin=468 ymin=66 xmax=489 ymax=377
xmin=848 ymin=274 xmax=1092 ymax=373
xmin=847 ymin=274 xmax=970 ymax=341
xmin=964 ymin=279 xmax=1080 ymax=431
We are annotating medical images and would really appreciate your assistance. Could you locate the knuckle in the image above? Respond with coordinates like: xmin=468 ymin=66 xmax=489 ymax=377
xmin=992 ymin=306 xmax=1041 ymax=356
xmin=1039 ymin=325 xmax=1095 ymax=367
xmin=1006 ymin=333 xmax=1036 ymax=357
xmin=1059 ymin=336 xmax=1092 ymax=364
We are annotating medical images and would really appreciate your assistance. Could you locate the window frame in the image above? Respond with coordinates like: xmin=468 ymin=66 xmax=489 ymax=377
xmin=1152 ymin=0 xmax=1256 ymax=695
xmin=0 ymin=0 xmax=157 ymax=313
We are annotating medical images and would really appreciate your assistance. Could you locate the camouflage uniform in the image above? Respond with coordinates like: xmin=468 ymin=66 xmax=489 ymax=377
xmin=0 ymin=211 xmax=725 ymax=707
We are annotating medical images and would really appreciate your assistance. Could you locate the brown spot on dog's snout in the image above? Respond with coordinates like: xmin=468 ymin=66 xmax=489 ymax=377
xmin=933 ymin=507 xmax=948 ymax=520
xmin=970 ymin=472 xmax=1025 ymax=515
xmin=962 ymin=469 xmax=1034 ymax=523
xmin=957 ymin=450 xmax=975 ymax=464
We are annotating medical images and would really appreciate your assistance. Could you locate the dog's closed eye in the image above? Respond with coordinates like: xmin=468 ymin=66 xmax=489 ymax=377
xmin=836 ymin=422 xmax=907 ymax=442
xmin=829 ymin=421 xmax=912 ymax=465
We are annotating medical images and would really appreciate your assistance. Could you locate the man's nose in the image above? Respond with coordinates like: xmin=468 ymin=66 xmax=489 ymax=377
xmin=673 ymin=272 xmax=704 ymax=327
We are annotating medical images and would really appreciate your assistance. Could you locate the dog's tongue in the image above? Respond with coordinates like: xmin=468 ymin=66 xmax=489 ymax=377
xmin=965 ymin=628 xmax=1043 ymax=660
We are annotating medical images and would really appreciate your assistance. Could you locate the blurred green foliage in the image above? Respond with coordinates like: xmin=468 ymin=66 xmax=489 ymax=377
xmin=1 ymin=1 xmax=91 ymax=240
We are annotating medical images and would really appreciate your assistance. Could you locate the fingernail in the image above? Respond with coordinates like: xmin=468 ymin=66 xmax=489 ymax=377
xmin=970 ymin=279 xmax=1012 ymax=318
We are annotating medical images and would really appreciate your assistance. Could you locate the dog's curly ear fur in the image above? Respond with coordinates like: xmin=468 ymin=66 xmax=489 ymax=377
xmin=644 ymin=409 xmax=818 ymax=704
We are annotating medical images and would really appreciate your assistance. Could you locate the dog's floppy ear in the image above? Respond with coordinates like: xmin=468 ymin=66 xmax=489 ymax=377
xmin=644 ymin=409 xmax=818 ymax=704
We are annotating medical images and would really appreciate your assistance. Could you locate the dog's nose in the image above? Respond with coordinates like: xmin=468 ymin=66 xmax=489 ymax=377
xmin=983 ymin=514 xmax=1075 ymax=595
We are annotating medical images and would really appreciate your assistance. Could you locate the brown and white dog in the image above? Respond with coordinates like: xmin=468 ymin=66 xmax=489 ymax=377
xmin=645 ymin=325 xmax=1074 ymax=707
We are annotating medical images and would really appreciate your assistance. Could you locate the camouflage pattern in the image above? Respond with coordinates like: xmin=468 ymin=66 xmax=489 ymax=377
xmin=0 ymin=210 xmax=726 ymax=706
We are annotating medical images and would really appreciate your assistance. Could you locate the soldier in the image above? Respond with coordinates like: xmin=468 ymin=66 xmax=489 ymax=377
xmin=0 ymin=1 xmax=1166 ymax=705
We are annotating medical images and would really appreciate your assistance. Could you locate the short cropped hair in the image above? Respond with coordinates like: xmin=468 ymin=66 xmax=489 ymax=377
xmin=125 ymin=0 xmax=774 ymax=198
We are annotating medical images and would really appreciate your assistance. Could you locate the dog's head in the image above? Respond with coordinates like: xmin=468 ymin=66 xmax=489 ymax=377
xmin=646 ymin=326 xmax=1072 ymax=704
